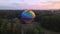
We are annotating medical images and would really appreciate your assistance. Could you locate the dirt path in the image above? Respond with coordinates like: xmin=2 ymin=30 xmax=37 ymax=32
xmin=21 ymin=22 xmax=60 ymax=34
xmin=32 ymin=22 xmax=60 ymax=34
xmin=39 ymin=24 xmax=60 ymax=34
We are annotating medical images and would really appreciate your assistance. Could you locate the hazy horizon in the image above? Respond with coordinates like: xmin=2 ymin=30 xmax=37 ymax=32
xmin=0 ymin=0 xmax=60 ymax=10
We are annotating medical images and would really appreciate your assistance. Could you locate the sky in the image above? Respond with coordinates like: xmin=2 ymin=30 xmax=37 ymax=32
xmin=0 ymin=0 xmax=60 ymax=10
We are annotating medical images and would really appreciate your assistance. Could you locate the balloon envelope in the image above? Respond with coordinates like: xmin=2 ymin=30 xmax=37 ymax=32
xmin=21 ymin=10 xmax=35 ymax=24
xmin=22 ymin=10 xmax=35 ymax=18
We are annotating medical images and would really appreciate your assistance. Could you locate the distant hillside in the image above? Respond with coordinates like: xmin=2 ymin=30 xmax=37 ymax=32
xmin=0 ymin=10 xmax=60 ymax=19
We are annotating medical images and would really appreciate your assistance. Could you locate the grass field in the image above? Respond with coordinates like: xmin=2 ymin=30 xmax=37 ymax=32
xmin=0 ymin=18 xmax=45 ymax=34
xmin=0 ymin=17 xmax=60 ymax=34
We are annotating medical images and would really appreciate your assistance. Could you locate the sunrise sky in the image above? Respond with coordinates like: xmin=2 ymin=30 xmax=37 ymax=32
xmin=0 ymin=0 xmax=60 ymax=10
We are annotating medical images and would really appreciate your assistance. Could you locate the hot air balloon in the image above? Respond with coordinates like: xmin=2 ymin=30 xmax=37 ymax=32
xmin=21 ymin=10 xmax=36 ymax=24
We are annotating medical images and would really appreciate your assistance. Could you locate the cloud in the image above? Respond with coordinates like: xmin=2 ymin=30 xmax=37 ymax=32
xmin=0 ymin=0 xmax=60 ymax=10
